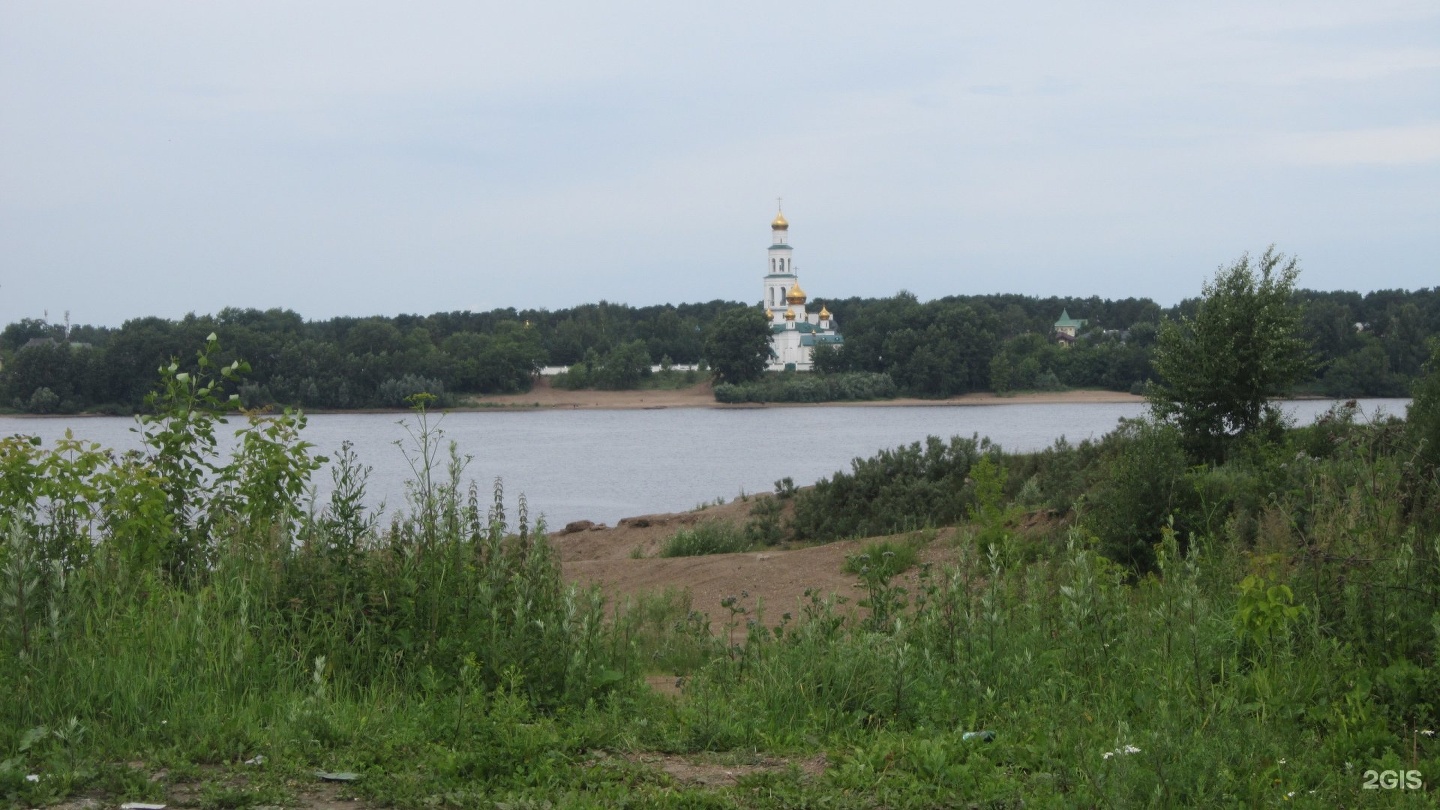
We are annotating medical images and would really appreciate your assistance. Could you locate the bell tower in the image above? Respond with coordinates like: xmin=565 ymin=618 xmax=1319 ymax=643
xmin=763 ymin=204 xmax=794 ymax=312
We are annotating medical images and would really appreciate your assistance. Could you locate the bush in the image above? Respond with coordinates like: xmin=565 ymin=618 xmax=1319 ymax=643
xmin=714 ymin=371 xmax=897 ymax=403
xmin=743 ymin=496 xmax=786 ymax=546
xmin=842 ymin=539 xmax=919 ymax=579
xmin=25 ymin=386 xmax=59 ymax=414
xmin=790 ymin=434 xmax=985 ymax=542
xmin=1082 ymin=418 xmax=1189 ymax=571
xmin=658 ymin=521 xmax=751 ymax=557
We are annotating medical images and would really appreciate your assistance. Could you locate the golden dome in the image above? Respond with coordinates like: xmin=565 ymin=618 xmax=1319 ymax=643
xmin=771 ymin=210 xmax=788 ymax=230
xmin=785 ymin=281 xmax=807 ymax=305
xmin=784 ymin=308 xmax=796 ymax=321
xmin=819 ymin=306 xmax=831 ymax=319
xmin=765 ymin=308 xmax=773 ymax=320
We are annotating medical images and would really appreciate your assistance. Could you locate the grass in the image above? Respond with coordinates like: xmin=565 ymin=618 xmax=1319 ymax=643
xmin=657 ymin=521 xmax=752 ymax=557
xmin=842 ymin=538 xmax=920 ymax=579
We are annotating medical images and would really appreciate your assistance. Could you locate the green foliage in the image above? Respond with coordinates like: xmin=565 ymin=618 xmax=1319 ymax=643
xmin=743 ymin=496 xmax=786 ymax=546
xmin=702 ymin=307 xmax=772 ymax=384
xmin=1234 ymin=567 xmax=1305 ymax=652
xmin=790 ymin=435 xmax=985 ymax=542
xmin=1408 ymin=339 xmax=1440 ymax=476
xmin=843 ymin=539 xmax=919 ymax=580
xmin=1148 ymin=247 xmax=1313 ymax=461
xmin=658 ymin=521 xmax=751 ymax=557
xmin=968 ymin=455 xmax=1024 ymax=552
xmin=1082 ymin=419 xmax=1189 ymax=571
xmin=4 ymin=286 xmax=1438 ymax=413
xmin=713 ymin=371 xmax=896 ymax=403
xmin=374 ymin=374 xmax=449 ymax=408
xmin=551 ymin=340 xmax=653 ymax=390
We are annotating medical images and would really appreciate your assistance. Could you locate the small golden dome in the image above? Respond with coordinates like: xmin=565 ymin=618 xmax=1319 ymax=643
xmin=785 ymin=281 xmax=807 ymax=305
xmin=784 ymin=308 xmax=796 ymax=321
xmin=765 ymin=308 xmax=773 ymax=320
xmin=819 ymin=306 xmax=831 ymax=319
xmin=771 ymin=210 xmax=788 ymax=230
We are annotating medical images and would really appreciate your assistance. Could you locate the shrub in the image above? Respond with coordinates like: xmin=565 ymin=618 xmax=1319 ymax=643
xmin=714 ymin=371 xmax=897 ymax=403
xmin=843 ymin=539 xmax=918 ymax=579
xmin=658 ymin=521 xmax=751 ymax=557
xmin=743 ymin=496 xmax=785 ymax=546
xmin=790 ymin=434 xmax=985 ymax=542
xmin=25 ymin=387 xmax=59 ymax=414
xmin=1082 ymin=418 xmax=1189 ymax=571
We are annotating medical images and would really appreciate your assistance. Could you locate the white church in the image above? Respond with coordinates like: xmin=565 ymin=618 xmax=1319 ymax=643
xmin=760 ymin=208 xmax=843 ymax=371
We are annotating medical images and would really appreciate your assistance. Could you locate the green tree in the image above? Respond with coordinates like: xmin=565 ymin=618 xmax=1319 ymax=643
xmin=703 ymin=307 xmax=772 ymax=384
xmin=1147 ymin=247 xmax=1312 ymax=461
xmin=595 ymin=339 xmax=651 ymax=390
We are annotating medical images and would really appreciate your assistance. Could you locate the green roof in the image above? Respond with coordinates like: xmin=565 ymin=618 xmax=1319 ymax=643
xmin=1054 ymin=309 xmax=1087 ymax=329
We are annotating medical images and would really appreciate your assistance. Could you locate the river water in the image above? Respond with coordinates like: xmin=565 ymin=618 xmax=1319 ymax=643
xmin=0 ymin=399 xmax=1411 ymax=528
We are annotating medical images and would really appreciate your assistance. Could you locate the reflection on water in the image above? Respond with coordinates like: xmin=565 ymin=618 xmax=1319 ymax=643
xmin=0 ymin=399 xmax=1411 ymax=528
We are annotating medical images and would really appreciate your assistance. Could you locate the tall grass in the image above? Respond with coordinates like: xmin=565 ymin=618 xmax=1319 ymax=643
xmin=658 ymin=521 xmax=752 ymax=557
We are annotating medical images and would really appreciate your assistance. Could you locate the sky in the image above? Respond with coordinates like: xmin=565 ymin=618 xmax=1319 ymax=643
xmin=1 ymin=1 xmax=1437 ymax=328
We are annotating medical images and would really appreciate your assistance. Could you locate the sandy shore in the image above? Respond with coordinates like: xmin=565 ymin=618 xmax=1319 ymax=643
xmin=460 ymin=379 xmax=1143 ymax=411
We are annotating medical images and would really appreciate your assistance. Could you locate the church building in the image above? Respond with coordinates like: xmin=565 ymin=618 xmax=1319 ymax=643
xmin=760 ymin=207 xmax=840 ymax=371
xmin=761 ymin=208 xmax=843 ymax=371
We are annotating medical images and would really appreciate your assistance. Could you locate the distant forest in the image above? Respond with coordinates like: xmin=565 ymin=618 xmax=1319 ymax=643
xmin=2 ymin=287 xmax=1435 ymax=414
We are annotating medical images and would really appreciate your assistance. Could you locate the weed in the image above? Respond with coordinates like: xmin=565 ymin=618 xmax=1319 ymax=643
xmin=658 ymin=522 xmax=751 ymax=557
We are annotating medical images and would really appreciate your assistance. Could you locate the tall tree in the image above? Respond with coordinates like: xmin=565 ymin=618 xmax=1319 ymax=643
xmin=1148 ymin=247 xmax=1313 ymax=461
xmin=703 ymin=307 xmax=772 ymax=384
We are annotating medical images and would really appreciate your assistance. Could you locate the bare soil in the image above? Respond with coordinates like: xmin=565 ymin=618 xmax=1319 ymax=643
xmin=553 ymin=495 xmax=960 ymax=621
xmin=619 ymin=750 xmax=828 ymax=788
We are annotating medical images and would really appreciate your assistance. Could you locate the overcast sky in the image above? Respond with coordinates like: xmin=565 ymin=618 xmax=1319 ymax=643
xmin=1 ymin=1 xmax=1436 ymax=328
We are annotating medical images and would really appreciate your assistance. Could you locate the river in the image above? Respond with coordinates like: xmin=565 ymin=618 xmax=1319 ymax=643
xmin=0 ymin=399 xmax=1411 ymax=528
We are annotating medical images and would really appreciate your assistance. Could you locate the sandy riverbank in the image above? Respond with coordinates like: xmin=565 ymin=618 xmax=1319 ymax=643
xmin=460 ymin=378 xmax=1144 ymax=411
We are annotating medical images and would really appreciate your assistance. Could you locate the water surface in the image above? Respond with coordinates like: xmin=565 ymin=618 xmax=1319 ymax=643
xmin=0 ymin=399 xmax=1410 ymax=527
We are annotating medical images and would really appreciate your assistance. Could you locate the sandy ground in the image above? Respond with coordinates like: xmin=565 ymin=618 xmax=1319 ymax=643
xmin=552 ymin=495 xmax=960 ymax=623
xmin=464 ymin=378 xmax=1142 ymax=411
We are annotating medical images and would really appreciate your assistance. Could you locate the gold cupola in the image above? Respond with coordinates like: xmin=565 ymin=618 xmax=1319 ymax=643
xmin=784 ymin=308 xmax=796 ymax=321
xmin=771 ymin=210 xmax=788 ymax=231
xmin=819 ymin=305 xmax=831 ymax=320
xmin=765 ymin=308 xmax=773 ymax=320
xmin=785 ymin=281 xmax=807 ymax=305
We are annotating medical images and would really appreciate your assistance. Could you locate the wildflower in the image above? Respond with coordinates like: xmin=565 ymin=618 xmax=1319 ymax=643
xmin=1285 ymin=791 xmax=1296 ymax=800
xmin=1278 ymin=758 xmax=1287 ymax=765
xmin=25 ymin=774 xmax=39 ymax=783
xmin=1103 ymin=745 xmax=1140 ymax=759
xmin=1422 ymin=730 xmax=1436 ymax=737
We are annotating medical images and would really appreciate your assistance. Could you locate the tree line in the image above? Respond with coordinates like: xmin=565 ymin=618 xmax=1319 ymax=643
xmin=2 ymin=283 xmax=1436 ymax=413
